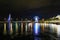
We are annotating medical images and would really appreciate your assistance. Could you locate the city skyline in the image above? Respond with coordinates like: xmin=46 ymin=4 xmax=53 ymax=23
xmin=0 ymin=0 xmax=60 ymax=40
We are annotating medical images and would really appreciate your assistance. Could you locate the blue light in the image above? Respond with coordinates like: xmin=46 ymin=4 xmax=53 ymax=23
xmin=34 ymin=16 xmax=39 ymax=22
xmin=33 ymin=16 xmax=40 ymax=35
xmin=8 ymin=14 xmax=11 ymax=21
xmin=8 ymin=14 xmax=11 ymax=32
xmin=34 ymin=23 xmax=39 ymax=35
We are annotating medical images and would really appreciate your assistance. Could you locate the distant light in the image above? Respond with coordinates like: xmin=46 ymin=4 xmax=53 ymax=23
xmin=8 ymin=14 xmax=11 ymax=32
xmin=34 ymin=23 xmax=39 ymax=34
xmin=15 ymin=22 xmax=18 ymax=33
xmin=28 ymin=23 xmax=32 ymax=27
xmin=57 ymin=25 xmax=60 ymax=37
xmin=8 ymin=14 xmax=11 ymax=21
xmin=56 ymin=15 xmax=60 ymax=19
xmin=7 ymin=22 xmax=13 ymax=34
xmin=34 ymin=16 xmax=39 ymax=22
xmin=34 ymin=16 xmax=40 ymax=35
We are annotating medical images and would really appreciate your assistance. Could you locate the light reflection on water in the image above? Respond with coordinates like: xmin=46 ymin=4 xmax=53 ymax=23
xmin=33 ymin=23 xmax=40 ymax=35
xmin=34 ymin=37 xmax=41 ymax=40
xmin=33 ymin=22 xmax=41 ymax=40
xmin=2 ymin=22 xmax=59 ymax=40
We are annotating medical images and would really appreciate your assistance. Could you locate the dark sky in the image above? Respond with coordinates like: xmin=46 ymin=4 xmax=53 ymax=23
xmin=0 ymin=0 xmax=60 ymax=19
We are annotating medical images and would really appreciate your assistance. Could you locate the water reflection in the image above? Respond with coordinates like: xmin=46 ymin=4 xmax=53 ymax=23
xmin=2 ymin=22 xmax=59 ymax=40
xmin=33 ymin=23 xmax=40 ymax=35
xmin=3 ymin=20 xmax=59 ymax=40
xmin=34 ymin=37 xmax=41 ymax=40
xmin=4 ymin=22 xmax=7 ymax=34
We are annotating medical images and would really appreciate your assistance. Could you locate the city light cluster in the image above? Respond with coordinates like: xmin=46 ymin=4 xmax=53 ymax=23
xmin=2 ymin=14 xmax=60 ymax=37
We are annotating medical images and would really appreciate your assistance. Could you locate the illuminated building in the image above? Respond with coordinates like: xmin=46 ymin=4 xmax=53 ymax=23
xmin=2 ymin=14 xmax=60 ymax=37
xmin=50 ymin=15 xmax=60 ymax=20
xmin=56 ymin=15 xmax=60 ymax=19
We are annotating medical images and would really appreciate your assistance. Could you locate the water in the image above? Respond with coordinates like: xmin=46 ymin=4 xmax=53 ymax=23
xmin=0 ymin=23 xmax=58 ymax=40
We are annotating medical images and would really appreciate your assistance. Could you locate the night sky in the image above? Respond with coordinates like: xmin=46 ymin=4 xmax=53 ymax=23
xmin=0 ymin=0 xmax=60 ymax=19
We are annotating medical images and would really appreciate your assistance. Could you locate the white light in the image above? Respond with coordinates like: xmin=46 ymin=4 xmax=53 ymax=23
xmin=35 ymin=17 xmax=38 ymax=22
xmin=16 ymin=22 xmax=18 ymax=33
xmin=28 ymin=23 xmax=32 ymax=27
xmin=35 ymin=23 xmax=38 ymax=34
xmin=34 ymin=23 xmax=40 ymax=34
xmin=57 ymin=25 xmax=60 ymax=37
xmin=28 ymin=23 xmax=33 ymax=32
xmin=34 ymin=16 xmax=39 ymax=22
xmin=10 ymin=23 xmax=13 ymax=34
xmin=25 ymin=23 xmax=28 ymax=32
xmin=34 ymin=16 xmax=40 ymax=35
